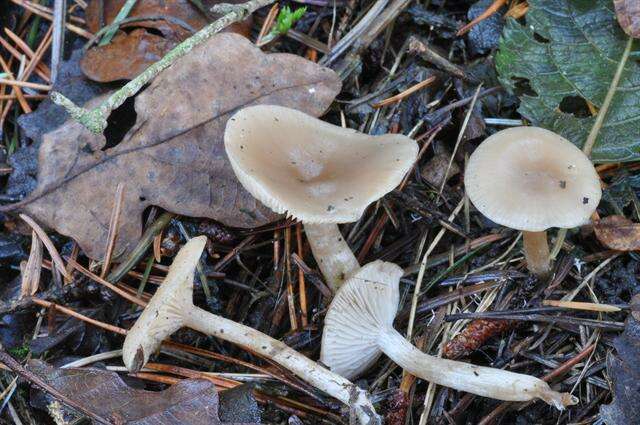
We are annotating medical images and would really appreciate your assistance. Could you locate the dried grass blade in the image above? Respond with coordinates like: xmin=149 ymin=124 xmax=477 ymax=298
xmin=20 ymin=230 xmax=43 ymax=298
xmin=100 ymin=183 xmax=125 ymax=278
xmin=19 ymin=214 xmax=71 ymax=280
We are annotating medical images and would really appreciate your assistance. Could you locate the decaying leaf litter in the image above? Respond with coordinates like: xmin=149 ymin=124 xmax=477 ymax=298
xmin=0 ymin=0 xmax=639 ymax=423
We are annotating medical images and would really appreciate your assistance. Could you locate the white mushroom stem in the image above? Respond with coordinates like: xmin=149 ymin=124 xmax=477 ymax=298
xmin=522 ymin=231 xmax=551 ymax=277
xmin=304 ymin=223 xmax=359 ymax=291
xmin=377 ymin=327 xmax=575 ymax=409
xmin=182 ymin=307 xmax=377 ymax=423
xmin=122 ymin=237 xmax=379 ymax=425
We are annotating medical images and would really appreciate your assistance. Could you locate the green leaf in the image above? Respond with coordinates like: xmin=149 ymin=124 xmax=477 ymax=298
xmin=496 ymin=0 xmax=640 ymax=163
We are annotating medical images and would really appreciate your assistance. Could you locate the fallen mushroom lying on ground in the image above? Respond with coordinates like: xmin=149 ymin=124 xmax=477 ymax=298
xmin=321 ymin=260 xmax=577 ymax=409
xmin=465 ymin=127 xmax=601 ymax=276
xmin=224 ymin=105 xmax=418 ymax=291
xmin=122 ymin=236 xmax=379 ymax=425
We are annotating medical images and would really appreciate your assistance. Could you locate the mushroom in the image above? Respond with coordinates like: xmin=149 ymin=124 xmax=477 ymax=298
xmin=321 ymin=260 xmax=577 ymax=408
xmin=224 ymin=104 xmax=418 ymax=290
xmin=464 ymin=127 xmax=601 ymax=276
xmin=123 ymin=236 xmax=380 ymax=425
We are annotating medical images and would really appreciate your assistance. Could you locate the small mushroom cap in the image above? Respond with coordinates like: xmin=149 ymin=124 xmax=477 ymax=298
xmin=224 ymin=105 xmax=418 ymax=223
xmin=122 ymin=236 xmax=205 ymax=372
xmin=465 ymin=127 xmax=601 ymax=231
xmin=320 ymin=260 xmax=403 ymax=379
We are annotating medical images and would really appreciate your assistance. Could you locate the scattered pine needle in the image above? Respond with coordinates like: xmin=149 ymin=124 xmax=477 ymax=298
xmin=373 ymin=75 xmax=436 ymax=108
xmin=456 ymin=0 xmax=507 ymax=36
xmin=543 ymin=300 xmax=622 ymax=313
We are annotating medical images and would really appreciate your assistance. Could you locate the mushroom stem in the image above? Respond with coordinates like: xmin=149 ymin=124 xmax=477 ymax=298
xmin=303 ymin=223 xmax=359 ymax=291
xmin=183 ymin=307 xmax=378 ymax=424
xmin=122 ymin=237 xmax=379 ymax=424
xmin=377 ymin=327 xmax=576 ymax=409
xmin=522 ymin=231 xmax=551 ymax=277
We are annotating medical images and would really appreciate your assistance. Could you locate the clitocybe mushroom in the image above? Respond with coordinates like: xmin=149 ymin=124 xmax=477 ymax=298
xmin=321 ymin=260 xmax=577 ymax=408
xmin=123 ymin=236 xmax=379 ymax=425
xmin=224 ymin=104 xmax=418 ymax=290
xmin=464 ymin=127 xmax=601 ymax=276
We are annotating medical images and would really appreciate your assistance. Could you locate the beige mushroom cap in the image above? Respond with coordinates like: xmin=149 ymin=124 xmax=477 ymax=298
xmin=224 ymin=105 xmax=418 ymax=223
xmin=465 ymin=127 xmax=601 ymax=232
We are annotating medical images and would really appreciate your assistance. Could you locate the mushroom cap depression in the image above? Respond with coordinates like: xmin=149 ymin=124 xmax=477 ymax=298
xmin=224 ymin=105 xmax=418 ymax=223
xmin=123 ymin=236 xmax=205 ymax=372
xmin=320 ymin=260 xmax=403 ymax=379
xmin=465 ymin=127 xmax=601 ymax=232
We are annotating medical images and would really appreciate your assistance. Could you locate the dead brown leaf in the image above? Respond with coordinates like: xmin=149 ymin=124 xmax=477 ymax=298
xmin=7 ymin=33 xmax=341 ymax=260
xmin=599 ymin=295 xmax=640 ymax=424
xmin=615 ymin=0 xmax=640 ymax=38
xmin=593 ymin=215 xmax=640 ymax=251
xmin=82 ymin=0 xmax=252 ymax=82
xmin=81 ymin=30 xmax=176 ymax=83
xmin=27 ymin=359 xmax=259 ymax=424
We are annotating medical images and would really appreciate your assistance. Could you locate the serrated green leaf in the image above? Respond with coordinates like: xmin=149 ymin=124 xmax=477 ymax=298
xmin=496 ymin=0 xmax=640 ymax=163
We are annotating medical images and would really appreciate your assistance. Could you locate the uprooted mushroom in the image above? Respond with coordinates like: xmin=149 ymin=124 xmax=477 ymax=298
xmin=321 ymin=260 xmax=577 ymax=408
xmin=465 ymin=127 xmax=601 ymax=276
xmin=122 ymin=236 xmax=380 ymax=425
xmin=224 ymin=104 xmax=418 ymax=291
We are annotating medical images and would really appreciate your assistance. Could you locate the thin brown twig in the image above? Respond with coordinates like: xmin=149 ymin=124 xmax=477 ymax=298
xmin=3 ymin=28 xmax=52 ymax=78
xmin=456 ymin=0 xmax=507 ymax=36
xmin=31 ymin=298 xmax=127 ymax=335
xmin=9 ymin=0 xmax=92 ymax=38
xmin=0 ymin=350 xmax=112 ymax=424
xmin=296 ymin=223 xmax=308 ymax=327
xmin=373 ymin=76 xmax=436 ymax=108
xmin=0 ymin=56 xmax=30 ymax=113
xmin=0 ymin=78 xmax=51 ymax=90
xmin=66 ymin=258 xmax=147 ymax=306
xmin=101 ymin=183 xmax=125 ymax=278
xmin=20 ymin=214 xmax=71 ymax=280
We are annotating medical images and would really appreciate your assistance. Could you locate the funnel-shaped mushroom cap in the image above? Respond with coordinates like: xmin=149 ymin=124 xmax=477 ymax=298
xmin=225 ymin=105 xmax=418 ymax=223
xmin=123 ymin=236 xmax=205 ymax=372
xmin=320 ymin=260 xmax=403 ymax=379
xmin=465 ymin=127 xmax=601 ymax=231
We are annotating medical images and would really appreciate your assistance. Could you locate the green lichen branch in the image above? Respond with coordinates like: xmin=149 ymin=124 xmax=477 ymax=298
xmin=51 ymin=0 xmax=276 ymax=135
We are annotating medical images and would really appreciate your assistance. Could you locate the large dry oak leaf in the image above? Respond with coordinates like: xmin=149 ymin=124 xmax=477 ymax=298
xmin=9 ymin=33 xmax=341 ymax=260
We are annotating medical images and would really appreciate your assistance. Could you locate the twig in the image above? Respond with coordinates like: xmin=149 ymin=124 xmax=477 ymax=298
xmin=373 ymin=76 xmax=436 ymax=108
xmin=3 ymin=28 xmax=51 ymax=78
xmin=406 ymin=198 xmax=465 ymax=339
xmin=9 ymin=0 xmax=92 ymax=38
xmin=542 ymin=300 xmax=622 ymax=313
xmin=19 ymin=214 xmax=71 ymax=280
xmin=408 ymin=36 xmax=475 ymax=82
xmin=0 ymin=79 xmax=51 ymax=91
xmin=107 ymin=212 xmax=174 ymax=283
xmin=0 ymin=56 xmax=30 ymax=113
xmin=66 ymin=258 xmax=146 ymax=306
xmin=51 ymin=0 xmax=67 ymax=83
xmin=438 ymin=84 xmax=482 ymax=198
xmin=445 ymin=311 xmax=624 ymax=331
xmin=50 ymin=0 xmax=276 ymax=134
xmin=0 ymin=35 xmax=50 ymax=82
xmin=319 ymin=0 xmax=389 ymax=65
xmin=296 ymin=223 xmax=308 ymax=327
xmin=100 ymin=183 xmax=125 ymax=278
xmin=0 ymin=350 xmax=112 ymax=425
xmin=456 ymin=0 xmax=506 ymax=36
xmin=31 ymin=298 xmax=127 ymax=335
